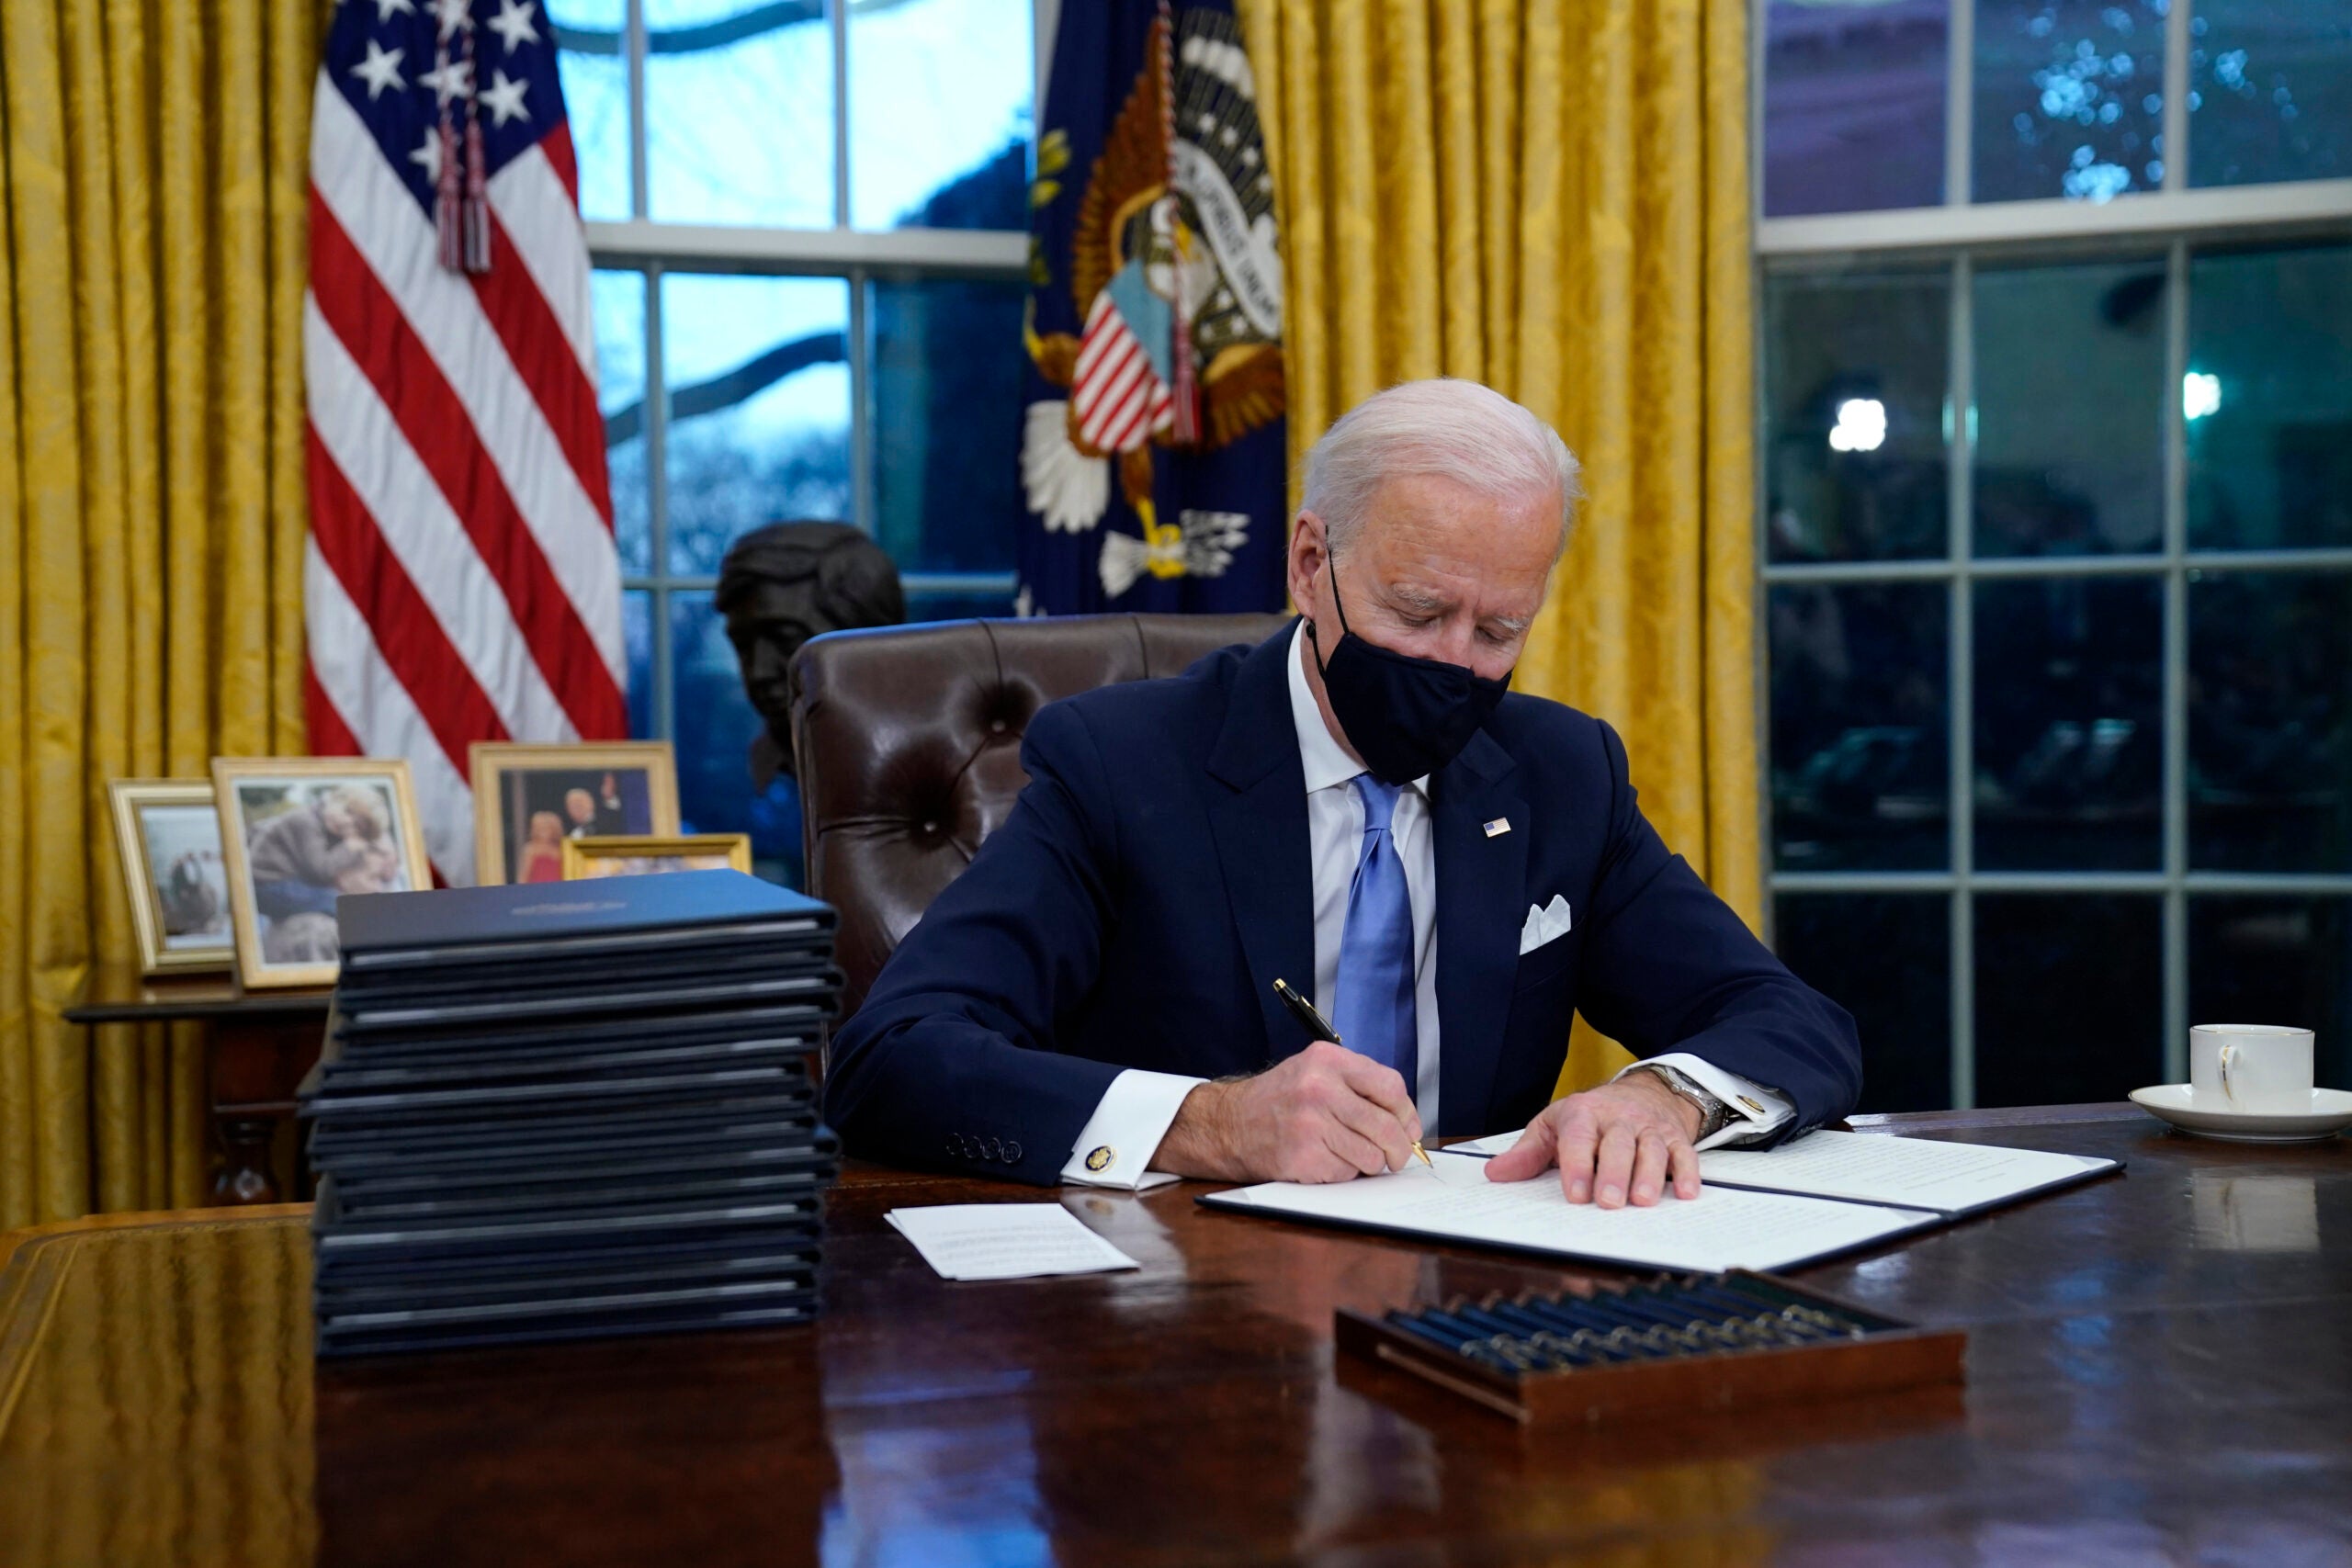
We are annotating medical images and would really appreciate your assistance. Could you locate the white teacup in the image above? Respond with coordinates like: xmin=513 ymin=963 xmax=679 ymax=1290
xmin=2189 ymin=1024 xmax=2314 ymax=1115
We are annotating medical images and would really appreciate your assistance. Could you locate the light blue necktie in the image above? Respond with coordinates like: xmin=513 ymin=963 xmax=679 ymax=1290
xmin=1331 ymin=773 xmax=1418 ymax=1095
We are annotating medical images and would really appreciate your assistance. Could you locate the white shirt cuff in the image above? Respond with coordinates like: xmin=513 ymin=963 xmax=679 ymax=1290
xmin=1618 ymin=1054 xmax=1794 ymax=1150
xmin=1061 ymin=1068 xmax=1204 ymax=1190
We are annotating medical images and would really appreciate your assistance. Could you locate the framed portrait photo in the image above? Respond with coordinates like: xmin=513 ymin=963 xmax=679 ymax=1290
xmin=469 ymin=741 xmax=681 ymax=886
xmin=107 ymin=780 xmax=237 ymax=976
xmin=561 ymin=834 xmax=753 ymax=881
xmin=212 ymin=758 xmax=433 ymax=990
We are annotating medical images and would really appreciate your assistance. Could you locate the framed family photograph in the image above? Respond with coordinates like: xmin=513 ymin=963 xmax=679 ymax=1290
xmin=469 ymin=741 xmax=681 ymax=886
xmin=561 ymin=833 xmax=753 ymax=880
xmin=107 ymin=780 xmax=237 ymax=976
xmin=212 ymin=759 xmax=433 ymax=989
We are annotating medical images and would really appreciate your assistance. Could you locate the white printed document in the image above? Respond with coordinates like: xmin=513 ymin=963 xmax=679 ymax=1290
xmin=1199 ymin=1153 xmax=1940 ymax=1273
xmin=887 ymin=1203 xmax=1141 ymax=1281
xmin=1450 ymin=1129 xmax=2120 ymax=1220
xmin=1695 ymin=1131 xmax=2119 ymax=1217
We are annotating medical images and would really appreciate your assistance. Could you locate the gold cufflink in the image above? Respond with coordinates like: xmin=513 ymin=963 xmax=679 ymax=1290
xmin=1084 ymin=1145 xmax=1115 ymax=1172
xmin=1739 ymin=1096 xmax=1765 ymax=1114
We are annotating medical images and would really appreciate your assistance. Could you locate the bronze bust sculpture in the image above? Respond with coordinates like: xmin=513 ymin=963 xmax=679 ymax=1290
xmin=717 ymin=522 xmax=905 ymax=787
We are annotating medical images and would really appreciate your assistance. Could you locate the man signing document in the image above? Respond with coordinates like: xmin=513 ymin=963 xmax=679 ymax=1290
xmin=826 ymin=379 xmax=1860 ymax=1207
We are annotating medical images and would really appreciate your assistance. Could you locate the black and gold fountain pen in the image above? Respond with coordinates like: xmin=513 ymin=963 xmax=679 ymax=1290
xmin=1272 ymin=977 xmax=1433 ymax=1168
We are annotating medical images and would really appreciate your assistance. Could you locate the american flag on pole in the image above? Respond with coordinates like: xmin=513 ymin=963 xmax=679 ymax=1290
xmin=305 ymin=0 xmax=625 ymax=886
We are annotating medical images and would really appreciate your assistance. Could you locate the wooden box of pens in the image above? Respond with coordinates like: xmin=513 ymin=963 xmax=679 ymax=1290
xmin=1334 ymin=1270 xmax=1965 ymax=1427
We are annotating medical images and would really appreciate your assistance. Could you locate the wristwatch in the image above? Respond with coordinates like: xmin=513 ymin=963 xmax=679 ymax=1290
xmin=1634 ymin=1064 xmax=1733 ymax=1142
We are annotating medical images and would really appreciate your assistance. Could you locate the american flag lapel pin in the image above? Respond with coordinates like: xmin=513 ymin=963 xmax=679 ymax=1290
xmin=1482 ymin=818 xmax=1511 ymax=838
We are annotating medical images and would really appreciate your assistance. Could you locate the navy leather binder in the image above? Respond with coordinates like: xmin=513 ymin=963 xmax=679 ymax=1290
xmin=336 ymin=869 xmax=833 ymax=971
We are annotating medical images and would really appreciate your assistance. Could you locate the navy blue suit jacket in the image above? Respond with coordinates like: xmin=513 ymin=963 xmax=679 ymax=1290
xmin=825 ymin=624 xmax=1860 ymax=1182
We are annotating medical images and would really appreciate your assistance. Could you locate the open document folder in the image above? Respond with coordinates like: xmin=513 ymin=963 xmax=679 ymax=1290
xmin=1200 ymin=1134 xmax=2120 ymax=1273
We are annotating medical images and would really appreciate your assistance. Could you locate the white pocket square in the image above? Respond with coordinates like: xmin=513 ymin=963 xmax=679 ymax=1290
xmin=1518 ymin=894 xmax=1574 ymax=956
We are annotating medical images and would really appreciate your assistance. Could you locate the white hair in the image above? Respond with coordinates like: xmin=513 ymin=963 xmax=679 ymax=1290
xmin=1300 ymin=378 xmax=1583 ymax=559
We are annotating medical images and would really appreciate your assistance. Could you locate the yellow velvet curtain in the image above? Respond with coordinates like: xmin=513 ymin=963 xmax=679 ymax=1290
xmin=0 ymin=0 xmax=318 ymax=1228
xmin=1238 ymin=0 xmax=1760 ymax=1093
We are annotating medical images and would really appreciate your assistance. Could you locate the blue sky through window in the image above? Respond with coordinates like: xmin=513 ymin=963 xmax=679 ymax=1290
xmin=549 ymin=0 xmax=1034 ymax=230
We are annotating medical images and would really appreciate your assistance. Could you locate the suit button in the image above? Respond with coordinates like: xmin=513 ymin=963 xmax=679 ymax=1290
xmin=983 ymin=1137 xmax=1002 ymax=1161
xmin=1005 ymin=1141 xmax=1023 ymax=1162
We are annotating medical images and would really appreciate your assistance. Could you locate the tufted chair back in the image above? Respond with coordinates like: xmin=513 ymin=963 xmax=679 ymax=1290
xmin=790 ymin=612 xmax=1290 ymax=1021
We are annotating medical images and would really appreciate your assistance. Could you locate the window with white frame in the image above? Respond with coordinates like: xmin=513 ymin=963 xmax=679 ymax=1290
xmin=1758 ymin=0 xmax=2352 ymax=1111
xmin=551 ymin=0 xmax=1041 ymax=872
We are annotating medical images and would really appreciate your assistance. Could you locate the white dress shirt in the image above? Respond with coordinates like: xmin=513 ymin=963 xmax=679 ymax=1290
xmin=1061 ymin=624 xmax=1790 ymax=1187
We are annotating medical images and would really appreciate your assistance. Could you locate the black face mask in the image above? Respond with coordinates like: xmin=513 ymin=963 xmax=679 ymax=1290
xmin=1304 ymin=567 xmax=1511 ymax=785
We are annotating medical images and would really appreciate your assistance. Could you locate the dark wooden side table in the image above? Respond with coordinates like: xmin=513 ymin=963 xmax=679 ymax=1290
xmin=63 ymin=964 xmax=331 ymax=1205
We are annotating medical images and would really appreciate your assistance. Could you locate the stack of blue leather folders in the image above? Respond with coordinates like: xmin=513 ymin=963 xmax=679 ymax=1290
xmin=300 ymin=870 xmax=840 ymax=1357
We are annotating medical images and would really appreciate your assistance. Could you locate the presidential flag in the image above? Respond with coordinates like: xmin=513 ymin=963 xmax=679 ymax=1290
xmin=305 ymin=0 xmax=625 ymax=886
xmin=1016 ymin=0 xmax=1287 ymax=617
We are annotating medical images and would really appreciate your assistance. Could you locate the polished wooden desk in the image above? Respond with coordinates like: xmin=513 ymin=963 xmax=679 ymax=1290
xmin=2 ymin=1105 xmax=2347 ymax=1565
xmin=62 ymin=964 xmax=331 ymax=1204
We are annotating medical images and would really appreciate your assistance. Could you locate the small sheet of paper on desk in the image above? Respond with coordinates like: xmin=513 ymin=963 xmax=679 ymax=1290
xmin=887 ymin=1203 xmax=1141 ymax=1281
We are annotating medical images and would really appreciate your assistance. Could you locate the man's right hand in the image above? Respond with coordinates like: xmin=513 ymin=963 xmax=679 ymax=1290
xmin=1149 ymin=1041 xmax=1422 ymax=1183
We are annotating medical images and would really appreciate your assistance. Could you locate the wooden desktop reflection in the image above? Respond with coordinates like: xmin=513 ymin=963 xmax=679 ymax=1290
xmin=2 ymin=1107 xmax=2349 ymax=1564
xmin=0 ymin=1208 xmax=318 ymax=1566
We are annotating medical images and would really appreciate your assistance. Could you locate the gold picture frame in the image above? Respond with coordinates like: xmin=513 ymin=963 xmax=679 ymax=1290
xmin=469 ymin=740 xmax=681 ymax=886
xmin=107 ymin=780 xmax=237 ymax=976
xmin=560 ymin=833 xmax=753 ymax=880
xmin=211 ymin=757 xmax=434 ymax=990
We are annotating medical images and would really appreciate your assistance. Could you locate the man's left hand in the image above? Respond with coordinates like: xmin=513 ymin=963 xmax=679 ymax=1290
xmin=1482 ymin=1070 xmax=1702 ymax=1207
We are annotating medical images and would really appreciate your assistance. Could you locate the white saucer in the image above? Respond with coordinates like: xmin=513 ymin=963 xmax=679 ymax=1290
xmin=2129 ymin=1084 xmax=2352 ymax=1144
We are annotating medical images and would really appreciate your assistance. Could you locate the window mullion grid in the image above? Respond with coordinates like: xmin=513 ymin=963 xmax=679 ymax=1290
xmin=1945 ymin=0 xmax=1973 ymax=208
xmin=1767 ymin=547 xmax=2352 ymax=586
xmin=849 ymin=267 xmax=874 ymax=538
xmin=594 ymin=8 xmax=1063 ymax=733
xmin=1749 ymin=0 xmax=1769 ymax=232
xmin=832 ymin=0 xmax=852 ymax=230
xmin=1769 ymin=555 xmax=2152 ymax=584
xmin=646 ymin=259 xmax=673 ymax=743
xmin=2188 ymin=547 xmax=2352 ymax=573
xmin=836 ymin=6 xmax=869 ymax=549
xmin=626 ymin=0 xmax=649 ymax=220
xmin=1759 ymin=235 xmax=2320 ymax=1110
xmin=1752 ymin=0 xmax=2339 ymax=1107
xmin=1780 ymin=872 xmax=2352 ymax=895
xmin=2163 ymin=0 xmax=2191 ymax=193
xmin=2162 ymin=235 xmax=2191 ymax=1083
xmin=1948 ymin=251 xmax=1976 ymax=1111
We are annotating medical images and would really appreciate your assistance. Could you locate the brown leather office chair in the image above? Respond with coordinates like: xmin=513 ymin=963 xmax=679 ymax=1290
xmin=789 ymin=612 xmax=1290 ymax=1021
